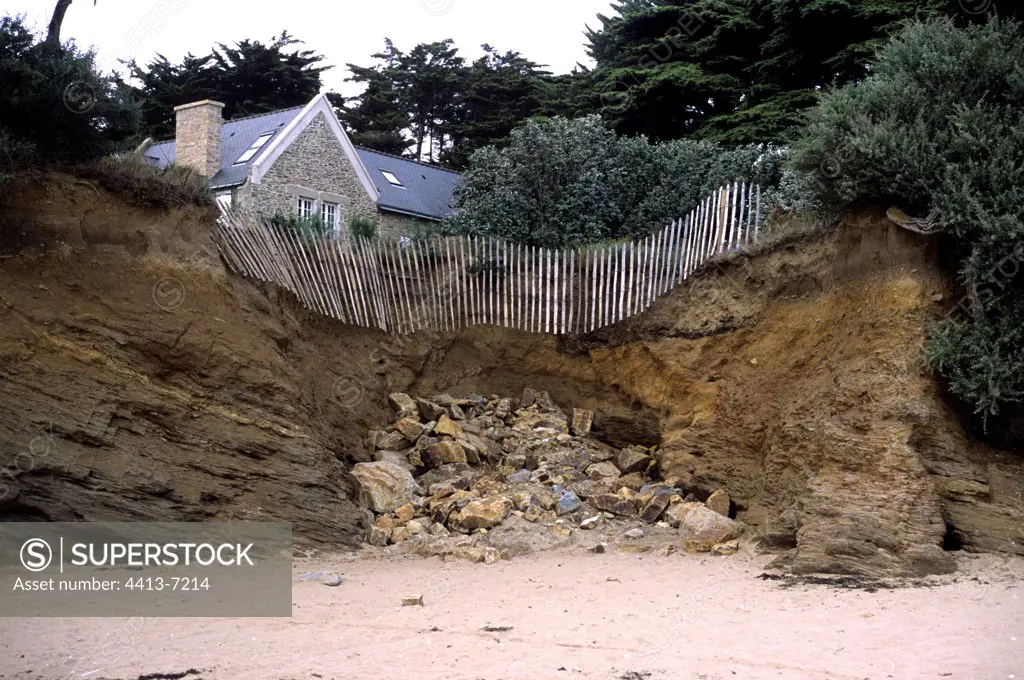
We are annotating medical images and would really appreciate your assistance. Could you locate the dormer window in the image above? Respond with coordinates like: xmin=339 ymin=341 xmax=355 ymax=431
xmin=234 ymin=132 xmax=274 ymax=165
xmin=380 ymin=170 xmax=403 ymax=187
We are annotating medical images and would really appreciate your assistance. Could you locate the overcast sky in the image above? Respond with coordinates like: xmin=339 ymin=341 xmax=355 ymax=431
xmin=14 ymin=0 xmax=616 ymax=96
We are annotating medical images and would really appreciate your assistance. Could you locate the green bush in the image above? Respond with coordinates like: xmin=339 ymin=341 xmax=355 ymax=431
xmin=348 ymin=213 xmax=378 ymax=240
xmin=790 ymin=16 xmax=1024 ymax=427
xmin=443 ymin=115 xmax=785 ymax=249
xmin=0 ymin=15 xmax=140 ymax=169
xmin=267 ymin=211 xmax=332 ymax=239
xmin=80 ymin=155 xmax=210 ymax=208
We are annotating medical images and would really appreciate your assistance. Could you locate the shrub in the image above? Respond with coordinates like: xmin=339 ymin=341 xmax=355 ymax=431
xmin=79 ymin=154 xmax=210 ymax=208
xmin=443 ymin=115 xmax=785 ymax=249
xmin=266 ymin=211 xmax=332 ymax=239
xmin=0 ymin=15 xmax=140 ymax=167
xmin=789 ymin=16 xmax=1024 ymax=427
xmin=348 ymin=213 xmax=377 ymax=240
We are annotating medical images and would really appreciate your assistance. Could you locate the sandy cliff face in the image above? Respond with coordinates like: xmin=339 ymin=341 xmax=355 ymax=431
xmin=0 ymin=176 xmax=1020 ymax=573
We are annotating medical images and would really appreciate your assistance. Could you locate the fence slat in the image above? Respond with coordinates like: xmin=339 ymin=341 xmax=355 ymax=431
xmin=216 ymin=184 xmax=763 ymax=337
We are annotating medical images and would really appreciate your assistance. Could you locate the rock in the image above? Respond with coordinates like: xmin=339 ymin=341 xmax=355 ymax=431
xmin=374 ymin=430 xmax=412 ymax=451
xmin=511 ymin=490 xmax=533 ymax=511
xmin=625 ymin=527 xmax=646 ymax=539
xmin=523 ymin=505 xmax=545 ymax=522
xmin=614 ymin=473 xmax=647 ymax=492
xmin=641 ymin=494 xmax=672 ymax=524
xmin=393 ymin=418 xmax=425 ymax=442
xmin=571 ymin=408 xmax=594 ymax=435
xmin=391 ymin=526 xmax=412 ymax=542
xmin=656 ymin=545 xmax=676 ymax=556
xmin=551 ymin=522 xmax=573 ymax=538
xmin=406 ymin=519 xmax=426 ymax=535
xmin=520 ymin=387 xmax=537 ymax=408
xmin=671 ymin=502 xmax=744 ymax=552
xmin=458 ymin=439 xmax=482 ymax=465
xmin=591 ymin=543 xmax=607 ymax=554
xmin=711 ymin=539 xmax=739 ymax=556
xmin=586 ymin=462 xmax=620 ymax=480
xmin=580 ymin=515 xmax=602 ymax=530
xmin=616 ymin=446 xmax=653 ymax=474
xmin=426 ymin=440 xmax=468 ymax=467
xmin=388 ymin=393 xmax=419 ymax=418
xmin=453 ymin=546 xmax=502 ymax=564
xmin=448 ymin=404 xmax=466 ymax=421
xmin=556 ymin=490 xmax=582 ymax=516
xmin=450 ymin=496 xmax=513 ymax=532
xmin=402 ymin=595 xmax=424 ymax=607
xmin=416 ymin=398 xmax=447 ymax=422
xmin=573 ymin=480 xmax=598 ymax=500
xmin=494 ymin=398 xmax=513 ymax=420
xmin=706 ymin=489 xmax=731 ymax=517
xmin=351 ymin=462 xmax=420 ymax=513
xmin=394 ymin=504 xmax=416 ymax=523
xmin=373 ymin=450 xmax=412 ymax=470
xmin=365 ymin=524 xmax=390 ymax=547
xmin=507 ymin=469 xmax=532 ymax=484
xmin=429 ymin=522 xmax=450 ymax=537
xmin=435 ymin=414 xmax=465 ymax=439
xmin=902 ymin=544 xmax=957 ymax=576
xmin=591 ymin=493 xmax=636 ymax=517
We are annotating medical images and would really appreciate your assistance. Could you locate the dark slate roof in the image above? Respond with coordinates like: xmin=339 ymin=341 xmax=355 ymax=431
xmin=354 ymin=147 xmax=462 ymax=221
xmin=143 ymin=106 xmax=304 ymax=190
xmin=142 ymin=105 xmax=461 ymax=221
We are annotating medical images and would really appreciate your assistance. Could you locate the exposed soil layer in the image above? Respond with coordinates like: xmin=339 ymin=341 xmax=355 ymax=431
xmin=0 ymin=175 xmax=1021 ymax=575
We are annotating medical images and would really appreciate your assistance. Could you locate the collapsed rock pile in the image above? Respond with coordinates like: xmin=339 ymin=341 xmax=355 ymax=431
xmin=350 ymin=389 xmax=743 ymax=562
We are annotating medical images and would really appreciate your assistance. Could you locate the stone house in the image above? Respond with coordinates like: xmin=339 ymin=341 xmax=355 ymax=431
xmin=139 ymin=94 xmax=462 ymax=240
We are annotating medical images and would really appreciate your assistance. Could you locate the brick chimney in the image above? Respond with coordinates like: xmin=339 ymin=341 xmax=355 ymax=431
xmin=174 ymin=100 xmax=225 ymax=178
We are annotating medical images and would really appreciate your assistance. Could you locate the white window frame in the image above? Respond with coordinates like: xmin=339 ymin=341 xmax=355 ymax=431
xmin=320 ymin=201 xmax=341 ymax=236
xmin=380 ymin=170 xmax=403 ymax=187
xmin=234 ymin=132 xmax=275 ymax=165
xmin=296 ymin=196 xmax=315 ymax=220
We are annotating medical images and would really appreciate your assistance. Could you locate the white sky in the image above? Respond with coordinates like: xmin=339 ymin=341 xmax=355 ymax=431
xmin=13 ymin=0 xmax=616 ymax=96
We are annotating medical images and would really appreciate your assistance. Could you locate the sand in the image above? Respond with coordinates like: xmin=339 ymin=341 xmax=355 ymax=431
xmin=1 ymin=550 xmax=1021 ymax=680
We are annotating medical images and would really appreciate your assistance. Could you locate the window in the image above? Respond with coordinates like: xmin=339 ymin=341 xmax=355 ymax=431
xmin=296 ymin=197 xmax=315 ymax=220
xmin=380 ymin=170 xmax=403 ymax=187
xmin=321 ymin=201 xmax=341 ymax=235
xmin=234 ymin=132 xmax=275 ymax=165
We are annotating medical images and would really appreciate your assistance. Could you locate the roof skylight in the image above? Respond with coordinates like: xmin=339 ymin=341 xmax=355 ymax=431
xmin=380 ymin=170 xmax=403 ymax=187
xmin=234 ymin=132 xmax=275 ymax=165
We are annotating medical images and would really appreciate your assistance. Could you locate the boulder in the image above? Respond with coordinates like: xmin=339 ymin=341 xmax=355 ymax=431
xmin=592 ymin=493 xmax=636 ymax=517
xmin=450 ymin=496 xmax=513 ymax=532
xmin=580 ymin=515 xmax=602 ymax=530
xmin=586 ymin=462 xmax=620 ymax=480
xmin=351 ymin=462 xmax=420 ymax=513
xmin=435 ymin=414 xmax=465 ymax=439
xmin=394 ymin=503 xmax=416 ymax=523
xmin=617 ymin=446 xmax=653 ymax=474
xmin=571 ymin=408 xmax=594 ymax=436
xmin=365 ymin=524 xmax=390 ymax=547
xmin=426 ymin=440 xmax=468 ymax=467
xmin=373 ymin=450 xmax=412 ymax=470
xmin=520 ymin=387 xmax=538 ymax=408
xmin=667 ymin=502 xmax=744 ymax=551
xmin=640 ymin=493 xmax=672 ymax=523
xmin=375 ymin=430 xmax=412 ymax=451
xmin=556 ymin=490 xmax=582 ymax=516
xmin=494 ymin=398 xmax=513 ymax=420
xmin=448 ymin=404 xmax=467 ymax=421
xmin=416 ymin=398 xmax=447 ymax=422
xmin=388 ymin=393 xmax=419 ymax=419
xmin=393 ymin=418 xmax=425 ymax=442
xmin=706 ymin=489 xmax=731 ymax=517
xmin=458 ymin=439 xmax=482 ymax=465
xmin=711 ymin=540 xmax=738 ymax=556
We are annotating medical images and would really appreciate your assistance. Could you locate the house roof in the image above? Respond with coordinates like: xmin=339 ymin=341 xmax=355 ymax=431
xmin=141 ymin=101 xmax=461 ymax=221
xmin=355 ymin=147 xmax=462 ymax=222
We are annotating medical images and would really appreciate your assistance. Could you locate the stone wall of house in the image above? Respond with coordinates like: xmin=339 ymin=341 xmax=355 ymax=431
xmin=240 ymin=112 xmax=377 ymax=236
xmin=235 ymin=111 xmax=439 ymax=241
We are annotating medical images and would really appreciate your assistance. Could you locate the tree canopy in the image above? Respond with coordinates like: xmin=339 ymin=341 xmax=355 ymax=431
xmin=127 ymin=32 xmax=328 ymax=139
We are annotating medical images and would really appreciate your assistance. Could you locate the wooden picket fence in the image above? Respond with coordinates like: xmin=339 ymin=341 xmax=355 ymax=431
xmin=212 ymin=182 xmax=762 ymax=335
